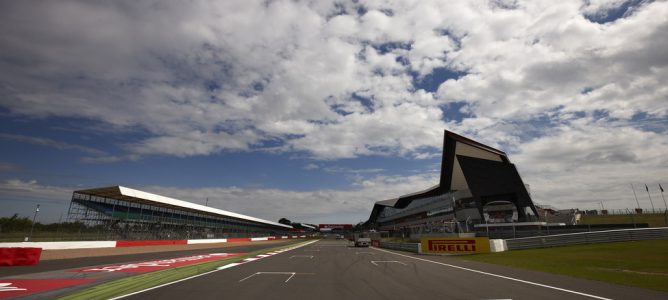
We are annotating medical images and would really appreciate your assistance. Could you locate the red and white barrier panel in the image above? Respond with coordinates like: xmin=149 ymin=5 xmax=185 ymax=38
xmin=0 ymin=247 xmax=42 ymax=266
xmin=115 ymin=240 xmax=187 ymax=247
xmin=0 ymin=241 xmax=115 ymax=250
xmin=0 ymin=235 xmax=304 ymax=250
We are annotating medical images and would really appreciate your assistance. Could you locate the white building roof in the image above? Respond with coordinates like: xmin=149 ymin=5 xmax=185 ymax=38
xmin=75 ymin=186 xmax=292 ymax=229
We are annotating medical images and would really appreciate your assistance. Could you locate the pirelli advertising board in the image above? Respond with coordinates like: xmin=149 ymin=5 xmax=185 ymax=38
xmin=420 ymin=237 xmax=490 ymax=254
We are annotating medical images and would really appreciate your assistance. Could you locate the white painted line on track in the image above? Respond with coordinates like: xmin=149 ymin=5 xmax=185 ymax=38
xmin=370 ymin=260 xmax=407 ymax=266
xmin=108 ymin=240 xmax=319 ymax=300
xmin=239 ymin=272 xmax=296 ymax=283
xmin=373 ymin=247 xmax=612 ymax=300
xmin=289 ymin=255 xmax=314 ymax=259
xmin=242 ymin=257 xmax=260 ymax=262
xmin=216 ymin=263 xmax=242 ymax=270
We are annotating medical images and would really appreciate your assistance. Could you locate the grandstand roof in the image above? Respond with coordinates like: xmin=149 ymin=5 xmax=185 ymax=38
xmin=74 ymin=186 xmax=292 ymax=229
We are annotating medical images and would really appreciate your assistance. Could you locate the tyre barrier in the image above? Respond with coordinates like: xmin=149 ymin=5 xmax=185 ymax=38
xmin=0 ymin=247 xmax=42 ymax=266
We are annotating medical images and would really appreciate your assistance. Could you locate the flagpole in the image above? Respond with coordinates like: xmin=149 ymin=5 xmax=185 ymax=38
xmin=631 ymin=183 xmax=641 ymax=212
xmin=660 ymin=184 xmax=667 ymax=211
xmin=645 ymin=184 xmax=655 ymax=213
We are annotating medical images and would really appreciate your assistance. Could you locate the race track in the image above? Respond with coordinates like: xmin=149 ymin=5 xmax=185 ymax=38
xmin=118 ymin=240 xmax=668 ymax=300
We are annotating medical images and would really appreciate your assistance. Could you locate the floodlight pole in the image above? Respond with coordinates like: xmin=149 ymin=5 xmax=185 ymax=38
xmin=660 ymin=187 xmax=667 ymax=211
xmin=646 ymin=186 xmax=656 ymax=213
xmin=631 ymin=183 xmax=641 ymax=212
xmin=29 ymin=204 xmax=40 ymax=242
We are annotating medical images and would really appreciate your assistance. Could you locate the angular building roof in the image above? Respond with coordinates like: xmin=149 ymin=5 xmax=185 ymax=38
xmin=365 ymin=129 xmax=538 ymax=225
xmin=74 ymin=185 xmax=293 ymax=229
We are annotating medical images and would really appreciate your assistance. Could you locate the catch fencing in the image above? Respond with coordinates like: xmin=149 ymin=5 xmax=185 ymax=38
xmin=505 ymin=227 xmax=668 ymax=250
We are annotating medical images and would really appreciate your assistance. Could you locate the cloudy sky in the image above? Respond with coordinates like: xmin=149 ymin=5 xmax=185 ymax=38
xmin=1 ymin=0 xmax=666 ymax=224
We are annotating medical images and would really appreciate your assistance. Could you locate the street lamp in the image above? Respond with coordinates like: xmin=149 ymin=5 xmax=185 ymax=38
xmin=28 ymin=204 xmax=40 ymax=242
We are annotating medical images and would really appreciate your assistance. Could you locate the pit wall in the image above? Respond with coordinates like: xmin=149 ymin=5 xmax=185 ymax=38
xmin=0 ymin=235 xmax=306 ymax=250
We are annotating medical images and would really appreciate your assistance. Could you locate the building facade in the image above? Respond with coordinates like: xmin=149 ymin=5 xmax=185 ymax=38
xmin=365 ymin=130 xmax=539 ymax=234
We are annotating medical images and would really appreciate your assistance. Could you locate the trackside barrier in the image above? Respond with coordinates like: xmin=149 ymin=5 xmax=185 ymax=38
xmin=226 ymin=238 xmax=251 ymax=242
xmin=420 ymin=237 xmax=490 ymax=255
xmin=0 ymin=248 xmax=42 ymax=266
xmin=187 ymin=239 xmax=228 ymax=244
xmin=0 ymin=241 xmax=116 ymax=250
xmin=0 ymin=236 xmax=303 ymax=250
xmin=378 ymin=242 xmax=421 ymax=254
xmin=505 ymin=227 xmax=668 ymax=250
xmin=116 ymin=240 xmax=187 ymax=247
xmin=489 ymin=239 xmax=507 ymax=252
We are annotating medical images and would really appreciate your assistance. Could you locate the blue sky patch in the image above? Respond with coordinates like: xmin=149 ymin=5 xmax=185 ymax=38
xmin=584 ymin=0 xmax=645 ymax=24
xmin=440 ymin=102 xmax=473 ymax=123
xmin=413 ymin=67 xmax=467 ymax=93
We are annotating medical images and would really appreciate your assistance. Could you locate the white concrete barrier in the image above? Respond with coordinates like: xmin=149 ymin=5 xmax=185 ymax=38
xmin=0 ymin=241 xmax=116 ymax=250
xmin=489 ymin=239 xmax=507 ymax=252
xmin=0 ymin=235 xmax=298 ymax=250
xmin=187 ymin=239 xmax=228 ymax=244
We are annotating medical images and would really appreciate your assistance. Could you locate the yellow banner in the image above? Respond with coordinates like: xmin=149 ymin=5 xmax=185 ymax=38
xmin=421 ymin=237 xmax=490 ymax=254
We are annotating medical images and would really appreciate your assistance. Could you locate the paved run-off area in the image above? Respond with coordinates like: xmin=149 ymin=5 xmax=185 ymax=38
xmin=118 ymin=240 xmax=667 ymax=300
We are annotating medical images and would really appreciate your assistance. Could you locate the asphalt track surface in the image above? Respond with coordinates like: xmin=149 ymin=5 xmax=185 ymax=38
xmin=0 ymin=240 xmax=297 ymax=278
xmin=118 ymin=240 xmax=668 ymax=300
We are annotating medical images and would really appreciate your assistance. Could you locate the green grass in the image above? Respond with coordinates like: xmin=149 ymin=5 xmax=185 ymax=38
xmin=58 ymin=240 xmax=312 ymax=300
xmin=453 ymin=240 xmax=668 ymax=291
xmin=579 ymin=213 xmax=668 ymax=227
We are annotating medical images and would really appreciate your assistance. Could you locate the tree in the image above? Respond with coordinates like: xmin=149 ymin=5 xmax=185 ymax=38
xmin=278 ymin=218 xmax=292 ymax=225
xmin=0 ymin=213 xmax=32 ymax=232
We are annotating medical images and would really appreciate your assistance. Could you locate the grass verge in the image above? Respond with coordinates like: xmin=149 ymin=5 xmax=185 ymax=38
xmin=579 ymin=213 xmax=668 ymax=227
xmin=57 ymin=240 xmax=312 ymax=300
xmin=452 ymin=239 xmax=668 ymax=291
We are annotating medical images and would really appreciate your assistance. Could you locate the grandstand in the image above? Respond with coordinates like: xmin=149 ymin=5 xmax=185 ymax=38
xmin=365 ymin=130 xmax=540 ymax=236
xmin=65 ymin=186 xmax=293 ymax=240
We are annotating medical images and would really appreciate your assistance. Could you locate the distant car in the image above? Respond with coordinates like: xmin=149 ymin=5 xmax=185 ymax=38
xmin=336 ymin=234 xmax=344 ymax=239
xmin=353 ymin=233 xmax=371 ymax=247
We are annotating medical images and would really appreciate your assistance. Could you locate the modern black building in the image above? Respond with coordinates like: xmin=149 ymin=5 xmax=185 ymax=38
xmin=365 ymin=130 xmax=539 ymax=232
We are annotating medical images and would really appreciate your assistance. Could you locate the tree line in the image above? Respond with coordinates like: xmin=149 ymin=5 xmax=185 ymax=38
xmin=0 ymin=213 xmax=88 ymax=233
